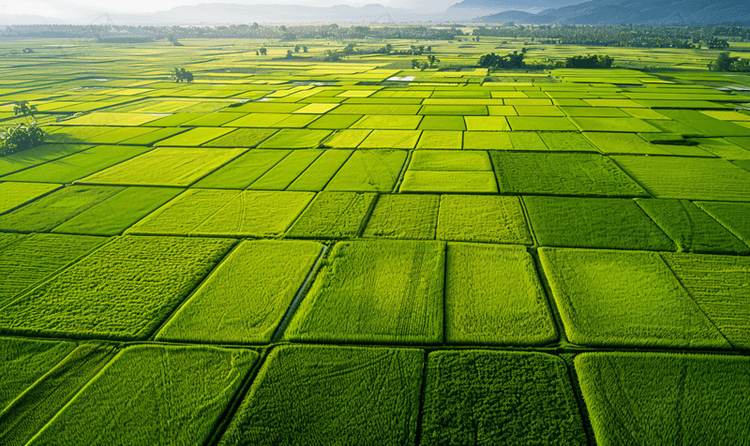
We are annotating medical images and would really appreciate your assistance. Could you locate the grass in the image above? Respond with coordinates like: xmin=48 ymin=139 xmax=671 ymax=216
xmin=540 ymin=247 xmax=730 ymax=349
xmin=0 ymin=236 xmax=235 ymax=340
xmin=401 ymin=171 xmax=498 ymax=193
xmin=576 ymin=352 xmax=750 ymax=445
xmin=202 ymin=128 xmax=278 ymax=147
xmin=247 ymin=150 xmax=322 ymax=190
xmin=218 ymin=345 xmax=423 ymax=446
xmin=287 ymin=192 xmax=376 ymax=239
xmin=362 ymin=194 xmax=439 ymax=240
xmin=287 ymin=150 xmax=353 ymax=191
xmin=157 ymin=240 xmax=321 ymax=344
xmin=421 ymin=350 xmax=586 ymax=446
xmin=445 ymin=243 xmax=557 ymax=345
xmin=409 ymin=150 xmax=492 ymax=171
xmin=325 ymin=150 xmax=407 ymax=192
xmin=437 ymin=195 xmax=532 ymax=244
xmin=524 ymin=196 xmax=676 ymax=251
xmin=192 ymin=150 xmax=290 ymax=189
xmin=695 ymin=202 xmax=750 ymax=247
xmin=0 ymin=182 xmax=60 ymax=214
xmin=27 ymin=344 xmax=257 ymax=446
xmin=285 ymin=240 xmax=444 ymax=344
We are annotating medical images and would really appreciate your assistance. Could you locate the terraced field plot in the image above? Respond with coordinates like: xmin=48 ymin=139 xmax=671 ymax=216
xmin=1 ymin=38 xmax=749 ymax=445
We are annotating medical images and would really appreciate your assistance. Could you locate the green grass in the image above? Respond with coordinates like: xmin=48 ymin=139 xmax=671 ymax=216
xmin=362 ymin=194 xmax=439 ymax=240
xmin=154 ymin=127 xmax=235 ymax=146
xmin=636 ymin=199 xmax=749 ymax=254
xmin=409 ymin=150 xmax=492 ymax=171
xmin=524 ymin=196 xmax=676 ymax=251
xmin=287 ymin=192 xmax=376 ymax=239
xmin=0 ymin=144 xmax=93 ymax=177
xmin=491 ymin=152 xmax=648 ymax=197
xmin=421 ymin=350 xmax=586 ymax=446
xmin=51 ymin=187 xmax=182 ymax=236
xmin=157 ymin=240 xmax=321 ymax=344
xmin=415 ymin=131 xmax=464 ymax=149
xmin=218 ymin=345 xmax=423 ymax=446
xmin=418 ymin=116 xmax=466 ymax=131
xmin=323 ymin=129 xmax=371 ymax=148
xmin=400 ymin=171 xmax=498 ymax=193
xmin=79 ymin=147 xmax=246 ymax=187
xmin=662 ymin=253 xmax=750 ymax=350
xmin=285 ymin=240 xmax=444 ymax=344
xmin=118 ymin=127 xmax=187 ymax=145
xmin=445 ymin=243 xmax=556 ymax=345
xmin=257 ymin=129 xmax=332 ymax=148
xmin=583 ymin=132 xmax=702 ymax=155
xmin=0 ymin=182 xmax=60 ymax=214
xmin=437 ymin=195 xmax=532 ymax=244
xmin=538 ymin=132 xmax=597 ymax=152
xmin=614 ymin=156 xmax=750 ymax=202
xmin=0 ymin=236 xmax=235 ymax=340
xmin=540 ymin=247 xmax=730 ymax=349
xmin=463 ymin=132 xmax=514 ymax=150
xmin=287 ymin=150 xmax=353 ymax=191
xmin=359 ymin=130 xmax=422 ymax=149
xmin=192 ymin=150 xmax=289 ymax=189
xmin=507 ymin=116 xmax=578 ymax=131
xmin=248 ymin=150 xmax=323 ymax=190
xmin=351 ymin=115 xmax=422 ymax=130
xmin=27 ymin=344 xmax=257 ymax=446
xmin=201 ymin=128 xmax=278 ymax=147
xmin=464 ymin=116 xmax=510 ymax=131
xmin=326 ymin=150 xmax=407 ymax=192
xmin=193 ymin=191 xmax=315 ymax=237
xmin=576 ymin=352 xmax=750 ymax=445
xmin=420 ymin=105 xmax=487 ymax=115
xmin=307 ymin=114 xmax=362 ymax=130
xmin=0 ymin=185 xmax=124 ymax=232
xmin=695 ymin=202 xmax=750 ymax=247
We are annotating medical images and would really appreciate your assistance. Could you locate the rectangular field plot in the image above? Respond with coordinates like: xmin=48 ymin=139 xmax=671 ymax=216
xmin=0 ymin=185 xmax=124 ymax=233
xmin=409 ymin=150 xmax=492 ymax=171
xmin=539 ymin=248 xmax=730 ymax=349
xmin=614 ymin=156 xmax=750 ymax=201
xmin=446 ymin=243 xmax=556 ymax=345
xmin=201 ymin=128 xmax=278 ymax=148
xmin=491 ymin=152 xmax=647 ymax=197
xmin=154 ymin=127 xmax=236 ymax=146
xmin=437 ymin=195 xmax=533 ymax=244
xmin=193 ymin=191 xmax=314 ymax=237
xmin=524 ymin=196 xmax=675 ymax=251
xmin=157 ymin=241 xmax=322 ymax=344
xmin=325 ymin=150 xmax=407 ymax=192
xmin=285 ymin=240 xmax=444 ymax=344
xmin=583 ymin=132 xmax=708 ymax=155
xmin=358 ymin=130 xmax=421 ymax=149
xmin=507 ymin=116 xmax=578 ymax=131
xmin=400 ymin=171 xmax=498 ymax=194
xmin=0 ymin=236 xmax=235 ymax=340
xmin=247 ymin=150 xmax=323 ymax=190
xmin=421 ymin=351 xmax=586 ymax=446
xmin=1 ymin=145 xmax=152 ymax=184
xmin=287 ymin=150 xmax=352 ymax=191
xmin=257 ymin=129 xmax=332 ymax=149
xmin=695 ymin=202 xmax=750 ymax=247
xmin=0 ymin=144 xmax=93 ymax=177
xmin=192 ymin=150 xmax=290 ymax=189
xmin=662 ymin=254 xmax=750 ymax=350
xmin=218 ymin=345 xmax=423 ymax=446
xmin=569 ymin=117 xmax=661 ymax=133
xmin=362 ymin=194 xmax=439 ymax=240
xmin=79 ymin=147 xmax=246 ymax=187
xmin=637 ymin=199 xmax=749 ymax=254
xmin=415 ymin=131 xmax=464 ymax=149
xmin=576 ymin=352 xmax=750 ymax=446
xmin=0 ymin=182 xmax=60 ymax=214
xmin=27 ymin=344 xmax=257 ymax=446
xmin=287 ymin=192 xmax=376 ymax=239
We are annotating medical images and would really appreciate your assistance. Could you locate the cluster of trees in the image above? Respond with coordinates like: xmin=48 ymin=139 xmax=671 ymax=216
xmin=565 ymin=54 xmax=614 ymax=68
xmin=0 ymin=102 xmax=44 ymax=157
xmin=1 ymin=24 xmax=462 ymax=41
xmin=478 ymin=51 xmax=526 ymax=69
xmin=171 ymin=68 xmax=194 ymax=83
xmin=478 ymin=51 xmax=614 ymax=70
xmin=411 ymin=55 xmax=440 ymax=70
xmin=708 ymin=52 xmax=750 ymax=72
xmin=472 ymin=25 xmax=747 ymax=49
xmin=318 ymin=43 xmax=432 ymax=62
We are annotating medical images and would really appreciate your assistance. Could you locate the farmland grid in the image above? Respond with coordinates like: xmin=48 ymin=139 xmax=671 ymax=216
xmin=0 ymin=36 xmax=749 ymax=445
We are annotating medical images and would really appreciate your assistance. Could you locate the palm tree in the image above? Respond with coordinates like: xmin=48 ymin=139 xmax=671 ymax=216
xmin=13 ymin=101 xmax=37 ymax=123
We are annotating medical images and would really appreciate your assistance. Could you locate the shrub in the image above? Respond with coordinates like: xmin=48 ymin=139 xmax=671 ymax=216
xmin=0 ymin=123 xmax=45 ymax=156
xmin=565 ymin=55 xmax=614 ymax=68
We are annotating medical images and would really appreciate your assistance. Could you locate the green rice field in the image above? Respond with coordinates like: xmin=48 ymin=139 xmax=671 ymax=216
xmin=1 ymin=36 xmax=749 ymax=445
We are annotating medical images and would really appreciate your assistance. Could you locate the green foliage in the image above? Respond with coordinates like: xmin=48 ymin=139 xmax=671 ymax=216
xmin=171 ymin=67 xmax=194 ymax=82
xmin=477 ymin=51 xmax=525 ymax=69
xmin=565 ymin=54 xmax=614 ymax=68
xmin=0 ymin=123 xmax=44 ymax=156
xmin=708 ymin=52 xmax=750 ymax=72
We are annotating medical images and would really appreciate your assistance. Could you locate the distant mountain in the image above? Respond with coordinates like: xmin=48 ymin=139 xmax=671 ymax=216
xmin=445 ymin=0 xmax=584 ymax=21
xmin=475 ymin=0 xmax=750 ymax=24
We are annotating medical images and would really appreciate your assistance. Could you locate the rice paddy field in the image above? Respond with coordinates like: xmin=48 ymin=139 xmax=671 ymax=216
xmin=1 ymin=36 xmax=749 ymax=445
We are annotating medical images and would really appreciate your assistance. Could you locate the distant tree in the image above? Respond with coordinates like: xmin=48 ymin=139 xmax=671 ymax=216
xmin=259 ymin=47 xmax=267 ymax=56
xmin=286 ymin=49 xmax=294 ymax=58
xmin=13 ymin=101 xmax=37 ymax=122
xmin=478 ymin=51 xmax=525 ymax=69
xmin=565 ymin=54 xmax=613 ymax=68
xmin=705 ymin=38 xmax=730 ymax=49
xmin=171 ymin=67 xmax=194 ymax=83
xmin=709 ymin=52 xmax=750 ymax=72
xmin=412 ymin=59 xmax=429 ymax=70
xmin=255 ymin=50 xmax=260 ymax=55
xmin=0 ymin=123 xmax=44 ymax=156
xmin=22 ymin=48 xmax=34 ymax=53
xmin=323 ymin=49 xmax=341 ymax=62
xmin=428 ymin=55 xmax=440 ymax=68
xmin=302 ymin=46 xmax=308 ymax=53
xmin=294 ymin=44 xmax=301 ymax=53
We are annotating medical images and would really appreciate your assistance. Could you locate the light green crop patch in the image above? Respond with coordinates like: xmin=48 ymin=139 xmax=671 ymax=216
xmin=416 ymin=131 xmax=463 ymax=149
xmin=538 ymin=132 xmax=597 ymax=152
xmin=218 ymin=345 xmax=423 ymax=446
xmin=492 ymin=152 xmax=647 ymax=197
xmin=118 ymin=127 xmax=187 ymax=145
xmin=351 ymin=115 xmax=423 ymax=130
xmin=285 ymin=240 xmax=444 ymax=344
xmin=400 ymin=171 xmax=498 ymax=194
xmin=524 ymin=196 xmax=675 ymax=251
xmin=539 ymin=247 xmax=730 ymax=349
xmin=409 ymin=150 xmax=492 ymax=171
xmin=201 ymin=128 xmax=278 ymax=147
xmin=0 ymin=185 xmax=124 ymax=233
xmin=193 ymin=191 xmax=315 ymax=237
xmin=287 ymin=150 xmax=353 ymax=191
xmin=0 ymin=236 xmax=236 ymax=340
xmin=84 ymin=127 xmax=157 ymax=145
xmin=663 ymin=253 xmax=750 ymax=350
xmin=79 ymin=146 xmax=246 ymax=187
xmin=437 ymin=195 xmax=532 ymax=244
xmin=154 ymin=127 xmax=235 ymax=146
xmin=561 ymin=107 xmax=629 ymax=117
xmin=287 ymin=192 xmax=376 ymax=239
xmin=418 ymin=116 xmax=466 ymax=131
xmin=694 ymin=138 xmax=750 ymax=160
xmin=463 ymin=132 xmax=513 ymax=150
xmin=27 ymin=345 xmax=257 ymax=446
xmin=326 ymin=150 xmax=407 ymax=192
xmin=695 ymin=201 xmax=750 ymax=246
xmin=362 ymin=194 xmax=439 ymax=240
xmin=421 ymin=350 xmax=586 ymax=446
xmin=0 ymin=234 xmax=106 ymax=308
xmin=0 ymin=182 xmax=60 ymax=215
xmin=193 ymin=150 xmax=290 ymax=189
xmin=507 ymin=116 xmax=577 ymax=131
xmin=445 ymin=243 xmax=556 ymax=345
xmin=181 ymin=112 xmax=246 ymax=127
xmin=359 ymin=130 xmax=422 ymax=149
xmin=514 ymin=105 xmax=565 ymax=116
xmin=51 ymin=187 xmax=183 ymax=236
xmin=257 ymin=129 xmax=333 ymax=149
xmin=570 ymin=117 xmax=662 ymax=133
xmin=322 ymin=129 xmax=371 ymax=148
xmin=0 ymin=144 xmax=93 ymax=177
xmin=419 ymin=105 xmax=488 ymax=116
xmin=2 ymin=145 xmax=153 ymax=184
xmin=247 ymin=150 xmax=323 ymax=190
xmin=637 ymin=199 xmax=748 ymax=254
xmin=307 ymin=114 xmax=362 ymax=129
xmin=157 ymin=240 xmax=322 ymax=344
xmin=614 ymin=156 xmax=750 ymax=202
xmin=464 ymin=116 xmax=510 ymax=131
xmin=576 ymin=352 xmax=750 ymax=446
